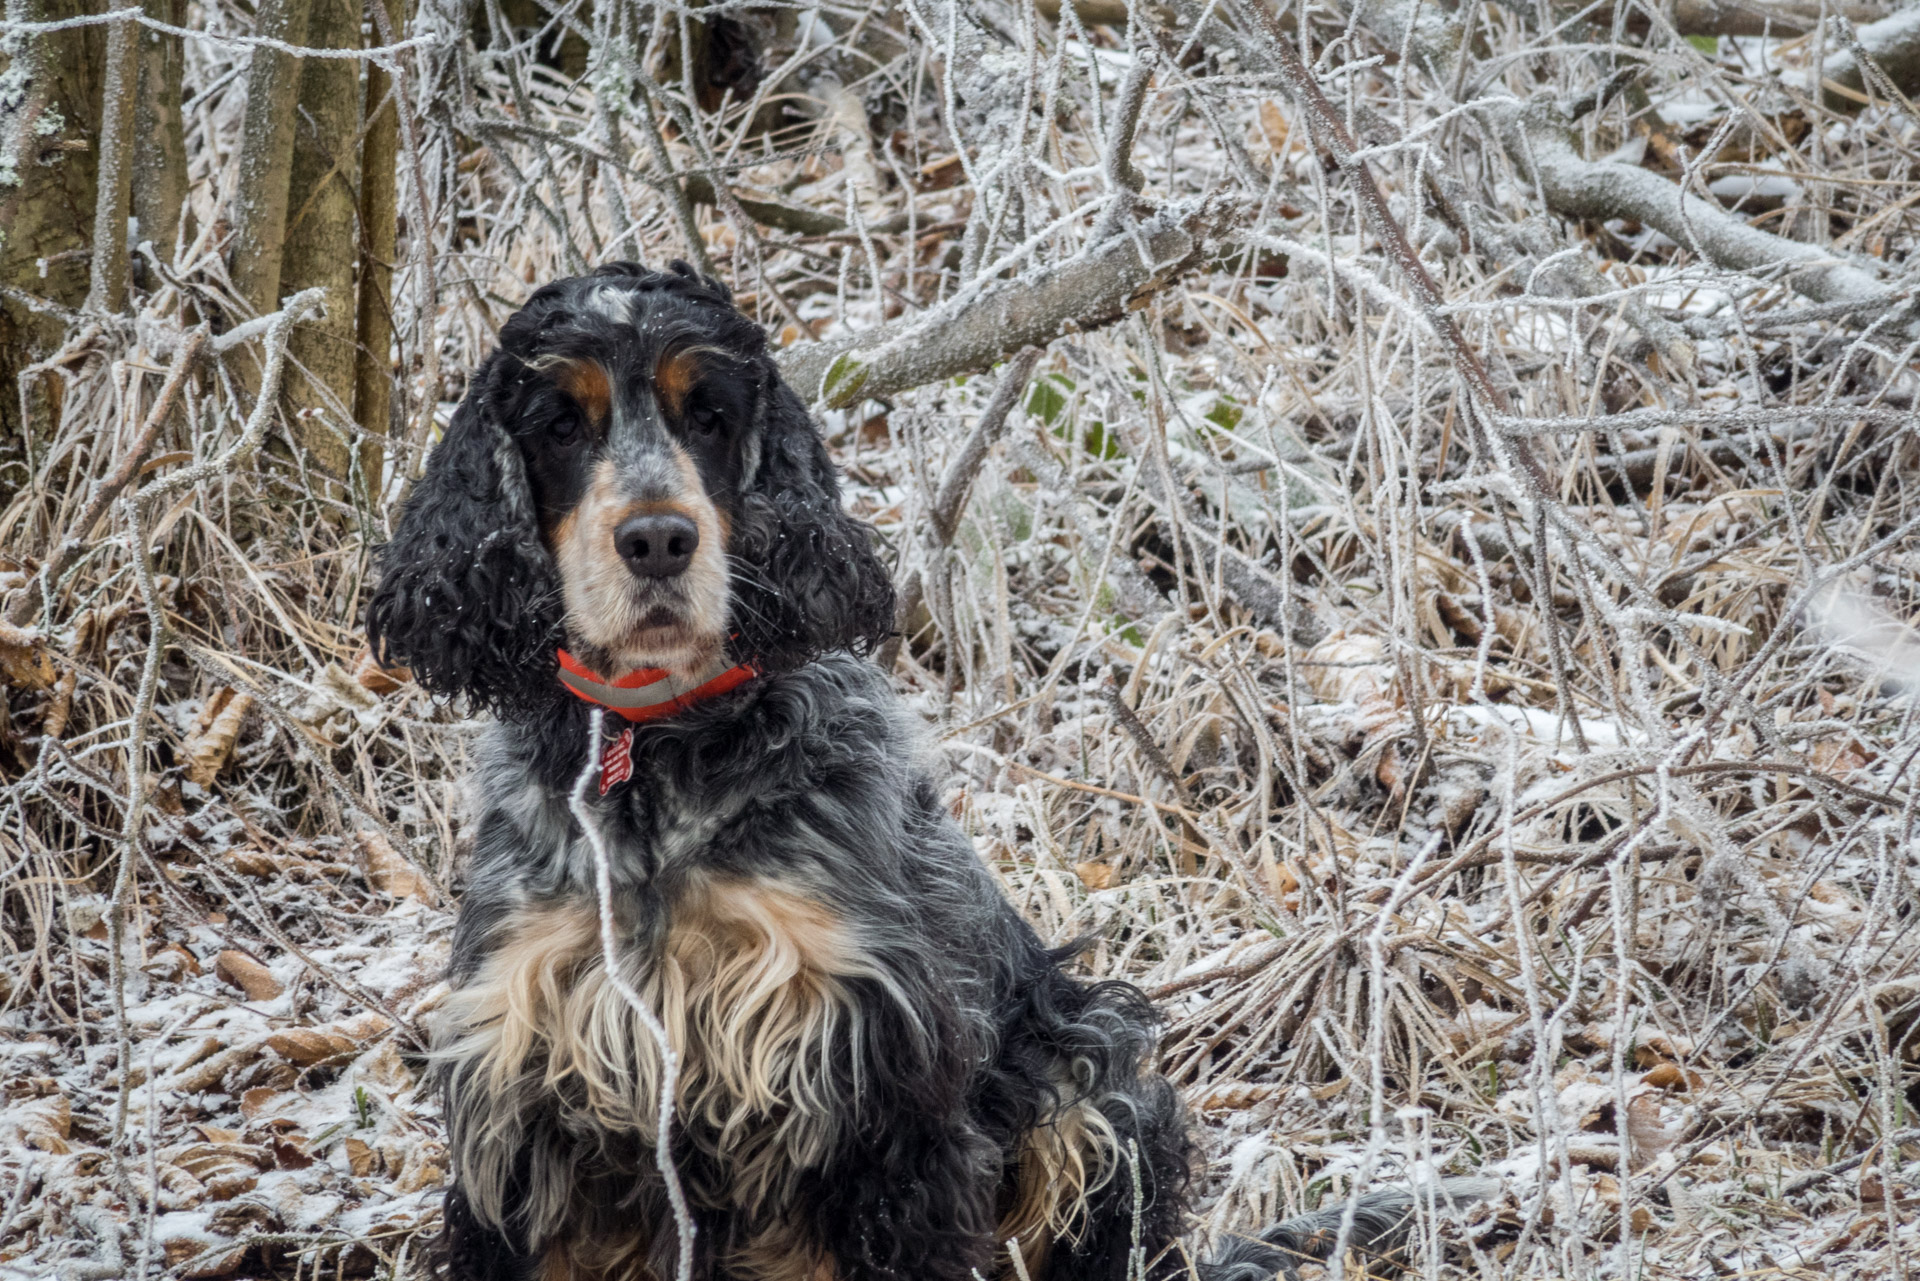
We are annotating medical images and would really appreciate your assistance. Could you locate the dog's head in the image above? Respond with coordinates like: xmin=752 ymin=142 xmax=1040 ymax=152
xmin=367 ymin=261 xmax=893 ymax=717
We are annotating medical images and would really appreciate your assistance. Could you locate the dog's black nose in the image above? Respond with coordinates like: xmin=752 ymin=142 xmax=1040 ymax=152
xmin=614 ymin=513 xmax=699 ymax=579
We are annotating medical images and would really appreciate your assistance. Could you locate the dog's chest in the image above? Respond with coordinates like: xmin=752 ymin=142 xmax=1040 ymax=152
xmin=439 ymin=875 xmax=869 ymax=1204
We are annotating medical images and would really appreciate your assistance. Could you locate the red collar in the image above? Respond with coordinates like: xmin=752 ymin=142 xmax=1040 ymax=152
xmin=556 ymin=648 xmax=757 ymax=723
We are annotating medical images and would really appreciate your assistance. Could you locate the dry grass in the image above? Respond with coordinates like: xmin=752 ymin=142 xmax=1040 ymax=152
xmin=3 ymin=0 xmax=1919 ymax=1277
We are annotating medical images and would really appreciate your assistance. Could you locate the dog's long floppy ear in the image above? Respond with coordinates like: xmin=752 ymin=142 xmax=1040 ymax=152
xmin=367 ymin=354 xmax=563 ymax=715
xmin=729 ymin=372 xmax=894 ymax=675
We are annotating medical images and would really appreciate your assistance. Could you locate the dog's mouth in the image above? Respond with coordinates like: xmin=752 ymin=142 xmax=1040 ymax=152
xmin=560 ymin=575 xmax=728 ymax=678
xmin=609 ymin=598 xmax=723 ymax=671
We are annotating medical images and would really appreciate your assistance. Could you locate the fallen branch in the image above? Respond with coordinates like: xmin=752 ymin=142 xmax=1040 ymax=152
xmin=1477 ymin=98 xmax=1899 ymax=314
xmin=683 ymin=174 xmax=849 ymax=237
xmin=1338 ymin=0 xmax=1905 ymax=318
xmin=1780 ymin=1127 xmax=1920 ymax=1197
xmin=1630 ymin=0 xmax=1890 ymax=38
xmin=777 ymin=200 xmax=1237 ymax=408
xmin=1588 ymin=424 xmax=1819 ymax=488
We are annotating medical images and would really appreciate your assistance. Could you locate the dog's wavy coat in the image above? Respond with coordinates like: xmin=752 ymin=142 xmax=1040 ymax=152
xmin=369 ymin=263 xmax=1480 ymax=1281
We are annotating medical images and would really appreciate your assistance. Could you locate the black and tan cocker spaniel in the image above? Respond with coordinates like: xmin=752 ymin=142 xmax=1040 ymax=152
xmin=367 ymin=262 xmax=1484 ymax=1281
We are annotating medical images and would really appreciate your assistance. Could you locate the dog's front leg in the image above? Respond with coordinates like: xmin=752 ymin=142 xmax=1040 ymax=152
xmin=439 ymin=1177 xmax=546 ymax=1281
xmin=799 ymin=1114 xmax=1001 ymax=1281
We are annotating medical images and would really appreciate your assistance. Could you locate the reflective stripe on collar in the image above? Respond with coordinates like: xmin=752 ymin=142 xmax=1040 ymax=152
xmin=556 ymin=648 xmax=757 ymax=722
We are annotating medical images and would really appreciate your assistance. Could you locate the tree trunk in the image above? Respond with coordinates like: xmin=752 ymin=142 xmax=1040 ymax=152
xmin=353 ymin=0 xmax=403 ymax=484
xmin=86 ymin=11 xmax=138 ymax=314
xmin=279 ymin=0 xmax=362 ymax=482
xmin=229 ymin=0 xmax=314 ymax=316
xmin=0 ymin=0 xmax=104 ymax=502
xmin=131 ymin=0 xmax=189 ymax=266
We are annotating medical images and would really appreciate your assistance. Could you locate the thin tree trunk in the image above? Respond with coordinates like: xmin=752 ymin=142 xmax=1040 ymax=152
xmin=0 ymin=0 xmax=104 ymax=497
xmin=353 ymin=0 xmax=403 ymax=484
xmin=279 ymin=0 xmax=362 ymax=482
xmin=86 ymin=11 xmax=138 ymax=314
xmin=229 ymin=0 xmax=315 ymax=316
xmin=131 ymin=0 xmax=189 ymax=266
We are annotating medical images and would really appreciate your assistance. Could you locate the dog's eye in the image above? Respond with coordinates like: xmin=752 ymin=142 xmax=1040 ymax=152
xmin=689 ymin=404 xmax=721 ymax=434
xmin=551 ymin=411 xmax=584 ymax=444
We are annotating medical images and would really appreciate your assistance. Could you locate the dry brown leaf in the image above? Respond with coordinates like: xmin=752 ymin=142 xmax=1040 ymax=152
xmin=390 ymin=1137 xmax=448 ymax=1193
xmin=239 ymin=1088 xmax=282 ymax=1120
xmin=213 ymin=950 xmax=281 ymax=1001
xmin=355 ymin=829 xmax=441 ymax=906
xmin=1641 ymin=1062 xmax=1705 ymax=1093
xmin=161 ymin=1230 xmax=245 ymax=1278
xmin=0 ymin=621 xmax=53 ymax=690
xmin=184 ymin=689 xmax=253 ymax=787
xmin=1563 ymin=1142 xmax=1621 ymax=1171
xmin=1309 ymin=1076 xmax=1351 ymax=1101
xmin=1809 ymin=735 xmax=1873 ymax=778
xmin=166 ymin=1140 xmax=270 ymax=1200
xmin=356 ymin=1039 xmax=414 ymax=1093
xmin=138 ymin=1163 xmax=208 ymax=1211
xmin=1264 ymin=857 xmax=1299 ymax=907
xmin=1074 ymin=860 xmax=1115 ymax=890
xmin=352 ymin=645 xmax=411 ymax=694
xmin=223 ymin=846 xmax=279 ymax=879
xmin=11 ymin=1094 xmax=71 ymax=1153
xmin=42 ymin=667 xmax=76 ymax=737
xmin=344 ymin=1136 xmax=379 ymax=1176
xmin=1626 ymin=1093 xmax=1682 ymax=1170
xmin=1257 ymin=100 xmax=1290 ymax=155
xmin=265 ymin=1028 xmax=360 ymax=1067
xmin=1199 ymin=1082 xmax=1278 ymax=1112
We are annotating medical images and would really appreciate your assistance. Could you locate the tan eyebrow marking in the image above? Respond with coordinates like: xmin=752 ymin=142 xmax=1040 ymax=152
xmin=654 ymin=348 xmax=702 ymax=417
xmin=551 ymin=359 xmax=612 ymax=426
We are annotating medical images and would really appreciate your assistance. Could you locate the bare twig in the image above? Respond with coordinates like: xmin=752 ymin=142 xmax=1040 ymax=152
xmin=568 ymin=710 xmax=696 ymax=1281
xmin=5 ymin=327 xmax=206 ymax=627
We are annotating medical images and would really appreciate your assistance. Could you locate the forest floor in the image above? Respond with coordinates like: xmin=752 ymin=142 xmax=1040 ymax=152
xmin=4 ymin=1 xmax=1920 ymax=1278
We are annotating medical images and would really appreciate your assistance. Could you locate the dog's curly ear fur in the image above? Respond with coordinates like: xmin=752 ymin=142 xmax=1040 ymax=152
xmin=730 ymin=374 xmax=894 ymax=674
xmin=366 ymin=355 xmax=563 ymax=714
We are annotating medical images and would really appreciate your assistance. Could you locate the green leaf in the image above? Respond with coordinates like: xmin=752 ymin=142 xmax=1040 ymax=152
xmin=821 ymin=353 xmax=869 ymax=408
xmin=1205 ymin=397 xmax=1244 ymax=431
xmin=1025 ymin=374 xmax=1073 ymax=425
xmin=1686 ymin=34 xmax=1719 ymax=54
xmin=1081 ymin=421 xmax=1123 ymax=461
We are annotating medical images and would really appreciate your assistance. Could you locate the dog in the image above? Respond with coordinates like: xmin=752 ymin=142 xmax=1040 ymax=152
xmin=367 ymin=262 xmax=1486 ymax=1281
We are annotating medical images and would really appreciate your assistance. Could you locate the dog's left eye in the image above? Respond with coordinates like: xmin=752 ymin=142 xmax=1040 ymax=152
xmin=688 ymin=404 xmax=721 ymax=434
xmin=550 ymin=411 xmax=583 ymax=444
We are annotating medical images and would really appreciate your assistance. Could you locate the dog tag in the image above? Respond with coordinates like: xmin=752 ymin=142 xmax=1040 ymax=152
xmin=600 ymin=727 xmax=635 ymax=795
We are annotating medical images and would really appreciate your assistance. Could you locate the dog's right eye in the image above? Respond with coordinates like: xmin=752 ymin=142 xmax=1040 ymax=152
xmin=550 ymin=411 xmax=583 ymax=445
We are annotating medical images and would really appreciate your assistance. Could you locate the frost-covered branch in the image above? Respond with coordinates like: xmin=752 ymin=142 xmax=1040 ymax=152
xmin=1819 ymin=7 xmax=1920 ymax=109
xmin=1478 ymin=98 xmax=1900 ymax=313
xmin=779 ymin=201 xmax=1237 ymax=407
